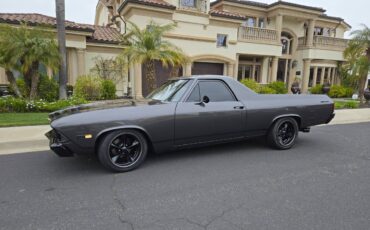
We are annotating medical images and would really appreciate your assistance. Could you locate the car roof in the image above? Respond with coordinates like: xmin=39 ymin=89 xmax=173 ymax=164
xmin=173 ymin=75 xmax=232 ymax=81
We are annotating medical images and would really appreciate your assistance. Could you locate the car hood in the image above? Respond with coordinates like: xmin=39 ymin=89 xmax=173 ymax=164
xmin=48 ymin=98 xmax=159 ymax=121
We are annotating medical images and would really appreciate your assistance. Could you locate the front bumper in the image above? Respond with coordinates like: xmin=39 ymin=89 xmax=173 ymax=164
xmin=45 ymin=129 xmax=74 ymax=157
xmin=326 ymin=113 xmax=335 ymax=124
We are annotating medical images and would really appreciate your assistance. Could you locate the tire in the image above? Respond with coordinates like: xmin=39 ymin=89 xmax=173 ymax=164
xmin=267 ymin=117 xmax=299 ymax=150
xmin=97 ymin=129 xmax=148 ymax=172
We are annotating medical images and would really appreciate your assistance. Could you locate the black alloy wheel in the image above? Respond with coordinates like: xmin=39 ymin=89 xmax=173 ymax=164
xmin=98 ymin=130 xmax=148 ymax=172
xmin=267 ymin=117 xmax=298 ymax=150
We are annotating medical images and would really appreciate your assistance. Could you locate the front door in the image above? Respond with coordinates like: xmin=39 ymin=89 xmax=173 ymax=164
xmin=174 ymin=80 xmax=245 ymax=146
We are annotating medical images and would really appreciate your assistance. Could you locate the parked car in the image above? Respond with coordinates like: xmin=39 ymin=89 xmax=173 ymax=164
xmin=46 ymin=75 xmax=335 ymax=172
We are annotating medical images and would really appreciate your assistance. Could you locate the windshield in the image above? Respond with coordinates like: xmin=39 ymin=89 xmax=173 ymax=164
xmin=146 ymin=79 xmax=191 ymax=102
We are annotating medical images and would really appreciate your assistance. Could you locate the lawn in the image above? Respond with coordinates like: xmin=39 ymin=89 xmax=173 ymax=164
xmin=0 ymin=113 xmax=49 ymax=127
xmin=334 ymin=100 xmax=360 ymax=109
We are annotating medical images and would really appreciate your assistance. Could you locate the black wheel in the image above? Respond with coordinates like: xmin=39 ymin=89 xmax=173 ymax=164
xmin=97 ymin=130 xmax=148 ymax=172
xmin=267 ymin=117 xmax=298 ymax=150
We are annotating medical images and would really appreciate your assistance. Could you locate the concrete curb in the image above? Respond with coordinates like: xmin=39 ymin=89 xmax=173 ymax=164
xmin=0 ymin=108 xmax=369 ymax=155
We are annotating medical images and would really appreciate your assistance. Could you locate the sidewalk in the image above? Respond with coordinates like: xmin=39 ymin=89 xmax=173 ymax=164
xmin=0 ymin=108 xmax=369 ymax=155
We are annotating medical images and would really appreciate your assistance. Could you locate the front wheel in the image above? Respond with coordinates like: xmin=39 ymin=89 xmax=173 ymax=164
xmin=97 ymin=130 xmax=148 ymax=172
xmin=267 ymin=117 xmax=299 ymax=150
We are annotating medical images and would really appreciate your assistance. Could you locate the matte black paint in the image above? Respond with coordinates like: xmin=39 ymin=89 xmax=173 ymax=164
xmin=47 ymin=75 xmax=335 ymax=156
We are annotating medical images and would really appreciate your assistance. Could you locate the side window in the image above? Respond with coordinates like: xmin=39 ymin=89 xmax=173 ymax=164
xmin=199 ymin=81 xmax=236 ymax=102
xmin=187 ymin=84 xmax=200 ymax=102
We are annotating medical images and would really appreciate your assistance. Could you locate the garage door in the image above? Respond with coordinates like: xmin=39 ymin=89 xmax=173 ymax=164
xmin=141 ymin=61 xmax=182 ymax=97
xmin=192 ymin=62 xmax=224 ymax=75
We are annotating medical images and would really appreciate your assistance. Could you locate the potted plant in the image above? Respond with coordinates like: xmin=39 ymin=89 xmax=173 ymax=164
xmin=291 ymin=78 xmax=301 ymax=94
xmin=322 ymin=80 xmax=331 ymax=94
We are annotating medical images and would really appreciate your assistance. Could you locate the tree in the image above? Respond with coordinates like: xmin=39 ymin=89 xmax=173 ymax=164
xmin=0 ymin=24 xmax=60 ymax=99
xmin=56 ymin=0 xmax=68 ymax=99
xmin=347 ymin=24 xmax=370 ymax=102
xmin=121 ymin=21 xmax=188 ymax=94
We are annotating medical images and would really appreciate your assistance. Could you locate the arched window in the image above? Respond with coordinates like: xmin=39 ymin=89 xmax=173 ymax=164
xmin=281 ymin=32 xmax=293 ymax=55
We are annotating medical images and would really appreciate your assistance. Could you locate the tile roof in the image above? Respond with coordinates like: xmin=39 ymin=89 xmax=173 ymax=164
xmin=88 ymin=26 xmax=121 ymax=44
xmin=0 ymin=13 xmax=121 ymax=44
xmin=119 ymin=0 xmax=176 ymax=12
xmin=209 ymin=9 xmax=246 ymax=20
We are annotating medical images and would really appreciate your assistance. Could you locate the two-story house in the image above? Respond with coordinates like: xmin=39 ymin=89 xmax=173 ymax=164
xmin=96 ymin=0 xmax=350 ymax=97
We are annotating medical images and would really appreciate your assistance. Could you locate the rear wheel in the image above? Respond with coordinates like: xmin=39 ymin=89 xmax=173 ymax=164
xmin=267 ymin=117 xmax=298 ymax=150
xmin=98 ymin=130 xmax=148 ymax=172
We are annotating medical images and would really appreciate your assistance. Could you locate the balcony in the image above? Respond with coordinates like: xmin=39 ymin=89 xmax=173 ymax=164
xmin=298 ymin=35 xmax=349 ymax=51
xmin=238 ymin=27 xmax=278 ymax=44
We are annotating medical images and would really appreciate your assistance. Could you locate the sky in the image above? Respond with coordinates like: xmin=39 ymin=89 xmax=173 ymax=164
xmin=0 ymin=0 xmax=367 ymax=38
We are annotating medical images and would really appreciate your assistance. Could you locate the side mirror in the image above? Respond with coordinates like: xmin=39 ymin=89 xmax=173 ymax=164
xmin=202 ymin=95 xmax=210 ymax=104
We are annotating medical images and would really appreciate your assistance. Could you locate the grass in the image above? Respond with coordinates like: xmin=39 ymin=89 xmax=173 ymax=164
xmin=334 ymin=100 xmax=360 ymax=109
xmin=0 ymin=113 xmax=49 ymax=127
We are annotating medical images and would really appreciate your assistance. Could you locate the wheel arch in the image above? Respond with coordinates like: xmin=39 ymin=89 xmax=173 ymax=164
xmin=270 ymin=114 xmax=302 ymax=129
xmin=94 ymin=126 xmax=154 ymax=154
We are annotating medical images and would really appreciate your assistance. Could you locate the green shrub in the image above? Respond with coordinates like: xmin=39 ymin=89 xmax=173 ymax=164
xmin=38 ymin=74 xmax=59 ymax=102
xmin=240 ymin=78 xmax=286 ymax=94
xmin=240 ymin=78 xmax=260 ymax=93
xmin=328 ymin=85 xmax=353 ymax=98
xmin=0 ymin=96 xmax=87 ymax=113
xmin=310 ymin=84 xmax=323 ymax=94
xmin=259 ymin=86 xmax=276 ymax=94
xmin=267 ymin=81 xmax=288 ymax=94
xmin=101 ymin=79 xmax=116 ymax=100
xmin=74 ymin=75 xmax=102 ymax=100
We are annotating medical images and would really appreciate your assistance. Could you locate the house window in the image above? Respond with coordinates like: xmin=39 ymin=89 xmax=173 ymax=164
xmin=258 ymin=18 xmax=265 ymax=28
xmin=314 ymin=27 xmax=332 ymax=37
xmin=180 ymin=0 xmax=196 ymax=7
xmin=217 ymin=34 xmax=227 ymax=47
xmin=242 ymin=17 xmax=256 ymax=27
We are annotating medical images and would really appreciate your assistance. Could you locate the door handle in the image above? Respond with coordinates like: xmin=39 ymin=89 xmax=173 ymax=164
xmin=233 ymin=106 xmax=244 ymax=110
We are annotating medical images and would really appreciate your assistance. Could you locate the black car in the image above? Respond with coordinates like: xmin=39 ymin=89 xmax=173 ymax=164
xmin=46 ymin=75 xmax=335 ymax=172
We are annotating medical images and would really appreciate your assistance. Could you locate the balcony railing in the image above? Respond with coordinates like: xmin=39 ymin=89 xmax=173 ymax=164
xmin=298 ymin=35 xmax=348 ymax=51
xmin=238 ymin=27 xmax=278 ymax=44
xmin=178 ymin=0 xmax=207 ymax=13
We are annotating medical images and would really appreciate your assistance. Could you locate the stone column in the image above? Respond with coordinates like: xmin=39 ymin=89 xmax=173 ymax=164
xmin=133 ymin=63 xmax=143 ymax=99
xmin=275 ymin=14 xmax=283 ymax=42
xmin=302 ymin=59 xmax=311 ymax=93
xmin=47 ymin=67 xmax=53 ymax=79
xmin=312 ymin=66 xmax=318 ymax=87
xmin=233 ymin=54 xmax=239 ymax=80
xmin=320 ymin=67 xmax=326 ymax=85
xmin=306 ymin=19 xmax=315 ymax=47
xmin=184 ymin=63 xmax=192 ymax=76
xmin=0 ymin=67 xmax=8 ymax=84
xmin=252 ymin=65 xmax=256 ymax=81
xmin=227 ymin=63 xmax=234 ymax=77
xmin=77 ymin=49 xmax=86 ymax=77
xmin=261 ymin=57 xmax=269 ymax=84
xmin=270 ymin=57 xmax=279 ymax=82
xmin=331 ymin=68 xmax=336 ymax=85
xmin=327 ymin=68 xmax=332 ymax=84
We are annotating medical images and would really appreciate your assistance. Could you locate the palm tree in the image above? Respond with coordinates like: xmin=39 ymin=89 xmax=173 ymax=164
xmin=121 ymin=21 xmax=188 ymax=94
xmin=349 ymin=24 xmax=370 ymax=102
xmin=56 ymin=0 xmax=68 ymax=99
xmin=0 ymin=24 xmax=60 ymax=99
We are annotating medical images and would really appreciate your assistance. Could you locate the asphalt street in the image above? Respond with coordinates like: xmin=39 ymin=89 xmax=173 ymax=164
xmin=1 ymin=122 xmax=370 ymax=230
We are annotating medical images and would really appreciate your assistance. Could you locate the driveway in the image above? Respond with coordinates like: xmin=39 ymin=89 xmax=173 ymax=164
xmin=1 ymin=122 xmax=370 ymax=230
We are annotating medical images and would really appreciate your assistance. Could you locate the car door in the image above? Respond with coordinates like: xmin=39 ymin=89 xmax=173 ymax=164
xmin=174 ymin=80 xmax=245 ymax=146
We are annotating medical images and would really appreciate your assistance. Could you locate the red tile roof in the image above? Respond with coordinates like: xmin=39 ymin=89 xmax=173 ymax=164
xmin=209 ymin=9 xmax=246 ymax=20
xmin=0 ymin=13 xmax=121 ymax=44
xmin=88 ymin=26 xmax=121 ymax=44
